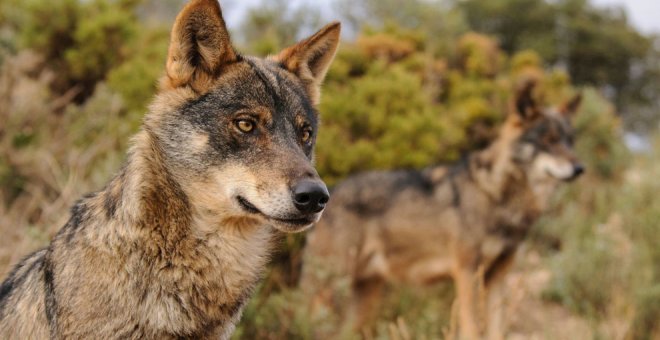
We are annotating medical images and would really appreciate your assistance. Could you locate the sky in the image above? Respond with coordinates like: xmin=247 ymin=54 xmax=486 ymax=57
xmin=223 ymin=0 xmax=660 ymax=35
xmin=592 ymin=0 xmax=660 ymax=34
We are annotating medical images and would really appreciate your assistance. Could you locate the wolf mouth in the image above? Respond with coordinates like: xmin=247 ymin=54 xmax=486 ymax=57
xmin=236 ymin=196 xmax=314 ymax=226
xmin=544 ymin=168 xmax=577 ymax=182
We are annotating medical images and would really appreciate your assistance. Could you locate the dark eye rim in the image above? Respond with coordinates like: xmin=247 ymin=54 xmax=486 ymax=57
xmin=234 ymin=118 xmax=257 ymax=133
xmin=301 ymin=126 xmax=314 ymax=144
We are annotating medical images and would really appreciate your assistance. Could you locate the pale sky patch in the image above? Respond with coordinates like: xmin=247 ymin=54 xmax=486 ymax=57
xmin=224 ymin=0 xmax=659 ymax=36
xmin=592 ymin=0 xmax=660 ymax=34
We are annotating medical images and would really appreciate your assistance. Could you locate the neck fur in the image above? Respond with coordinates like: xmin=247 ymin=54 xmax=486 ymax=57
xmin=101 ymin=129 xmax=193 ymax=253
xmin=468 ymin=121 xmax=542 ymax=216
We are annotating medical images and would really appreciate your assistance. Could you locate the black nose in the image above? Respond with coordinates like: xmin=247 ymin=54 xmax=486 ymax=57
xmin=293 ymin=180 xmax=329 ymax=214
xmin=572 ymin=164 xmax=585 ymax=178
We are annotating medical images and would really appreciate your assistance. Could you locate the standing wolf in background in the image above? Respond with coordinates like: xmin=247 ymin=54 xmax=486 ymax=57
xmin=0 ymin=0 xmax=339 ymax=338
xmin=302 ymin=81 xmax=583 ymax=339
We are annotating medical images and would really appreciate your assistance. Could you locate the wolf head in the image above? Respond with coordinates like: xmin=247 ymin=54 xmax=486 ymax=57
xmin=144 ymin=0 xmax=340 ymax=233
xmin=484 ymin=80 xmax=585 ymax=209
xmin=510 ymin=81 xmax=584 ymax=183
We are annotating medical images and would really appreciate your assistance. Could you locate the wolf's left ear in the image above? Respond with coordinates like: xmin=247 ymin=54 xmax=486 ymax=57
xmin=164 ymin=0 xmax=237 ymax=93
xmin=513 ymin=80 xmax=541 ymax=121
xmin=560 ymin=92 xmax=582 ymax=118
xmin=274 ymin=22 xmax=341 ymax=105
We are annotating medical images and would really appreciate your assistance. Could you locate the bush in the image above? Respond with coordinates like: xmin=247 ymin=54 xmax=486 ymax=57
xmin=534 ymin=101 xmax=658 ymax=338
xmin=2 ymin=0 xmax=156 ymax=102
xmin=0 ymin=52 xmax=135 ymax=270
xmin=315 ymin=29 xmax=593 ymax=185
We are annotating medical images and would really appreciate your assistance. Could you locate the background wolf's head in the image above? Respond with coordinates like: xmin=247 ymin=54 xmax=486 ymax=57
xmin=511 ymin=81 xmax=584 ymax=182
xmin=144 ymin=0 xmax=340 ymax=232
xmin=481 ymin=80 xmax=586 ymax=207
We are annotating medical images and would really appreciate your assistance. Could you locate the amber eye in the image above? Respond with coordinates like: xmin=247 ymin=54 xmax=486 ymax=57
xmin=302 ymin=128 xmax=313 ymax=144
xmin=235 ymin=119 xmax=255 ymax=133
xmin=545 ymin=133 xmax=560 ymax=144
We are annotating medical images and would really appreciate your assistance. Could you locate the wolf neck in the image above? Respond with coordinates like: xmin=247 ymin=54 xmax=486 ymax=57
xmin=102 ymin=129 xmax=193 ymax=253
xmin=468 ymin=136 xmax=542 ymax=222
xmin=96 ymin=129 xmax=272 ymax=333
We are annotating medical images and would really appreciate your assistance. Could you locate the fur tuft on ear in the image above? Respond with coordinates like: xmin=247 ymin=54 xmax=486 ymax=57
xmin=513 ymin=79 xmax=541 ymax=120
xmin=560 ymin=92 xmax=582 ymax=118
xmin=164 ymin=0 xmax=237 ymax=93
xmin=274 ymin=22 xmax=341 ymax=105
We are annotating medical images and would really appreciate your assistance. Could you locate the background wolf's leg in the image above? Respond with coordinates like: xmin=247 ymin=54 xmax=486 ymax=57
xmin=485 ymin=277 xmax=506 ymax=340
xmin=485 ymin=253 xmax=516 ymax=340
xmin=348 ymin=277 xmax=385 ymax=333
xmin=453 ymin=268 xmax=481 ymax=339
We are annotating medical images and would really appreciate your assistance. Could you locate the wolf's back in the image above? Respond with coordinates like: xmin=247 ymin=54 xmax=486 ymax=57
xmin=300 ymin=169 xmax=435 ymax=292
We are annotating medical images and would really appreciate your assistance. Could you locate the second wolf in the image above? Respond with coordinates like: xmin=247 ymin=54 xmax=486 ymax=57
xmin=302 ymin=82 xmax=584 ymax=339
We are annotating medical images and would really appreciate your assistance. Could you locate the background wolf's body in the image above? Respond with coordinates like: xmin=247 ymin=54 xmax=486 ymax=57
xmin=304 ymin=150 xmax=536 ymax=339
xmin=0 ymin=0 xmax=339 ymax=338
xmin=303 ymin=84 xmax=583 ymax=339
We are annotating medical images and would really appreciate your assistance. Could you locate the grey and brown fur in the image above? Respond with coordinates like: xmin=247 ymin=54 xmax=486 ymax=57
xmin=302 ymin=81 xmax=584 ymax=339
xmin=0 ymin=0 xmax=340 ymax=338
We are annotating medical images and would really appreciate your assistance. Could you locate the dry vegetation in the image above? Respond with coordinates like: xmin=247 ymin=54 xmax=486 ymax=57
xmin=0 ymin=52 xmax=136 ymax=272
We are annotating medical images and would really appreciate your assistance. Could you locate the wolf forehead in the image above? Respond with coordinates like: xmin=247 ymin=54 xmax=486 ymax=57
xmin=520 ymin=113 xmax=575 ymax=147
xmin=179 ymin=56 xmax=319 ymax=131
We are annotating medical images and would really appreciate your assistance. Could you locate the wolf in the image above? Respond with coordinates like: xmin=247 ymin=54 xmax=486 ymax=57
xmin=302 ymin=81 xmax=583 ymax=339
xmin=0 ymin=0 xmax=340 ymax=338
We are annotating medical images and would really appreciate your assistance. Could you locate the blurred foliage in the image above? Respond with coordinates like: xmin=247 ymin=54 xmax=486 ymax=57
xmin=459 ymin=0 xmax=659 ymax=131
xmin=235 ymin=280 xmax=455 ymax=339
xmin=335 ymin=0 xmax=469 ymax=58
xmin=571 ymin=88 xmax=631 ymax=178
xmin=0 ymin=0 xmax=657 ymax=338
xmin=106 ymin=28 xmax=169 ymax=112
xmin=316 ymin=28 xmax=591 ymax=184
xmin=623 ymin=35 xmax=660 ymax=134
xmin=0 ymin=0 xmax=144 ymax=101
xmin=535 ymin=137 xmax=660 ymax=338
xmin=237 ymin=0 xmax=323 ymax=55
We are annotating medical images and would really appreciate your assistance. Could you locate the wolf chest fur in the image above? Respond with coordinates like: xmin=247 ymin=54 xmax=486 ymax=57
xmin=0 ymin=0 xmax=340 ymax=338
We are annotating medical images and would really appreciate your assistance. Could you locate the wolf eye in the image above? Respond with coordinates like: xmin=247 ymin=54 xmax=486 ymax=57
xmin=235 ymin=119 xmax=255 ymax=133
xmin=545 ymin=134 xmax=560 ymax=144
xmin=301 ymin=127 xmax=313 ymax=144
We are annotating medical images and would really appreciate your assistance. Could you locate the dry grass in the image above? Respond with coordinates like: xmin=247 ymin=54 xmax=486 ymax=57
xmin=0 ymin=51 xmax=136 ymax=275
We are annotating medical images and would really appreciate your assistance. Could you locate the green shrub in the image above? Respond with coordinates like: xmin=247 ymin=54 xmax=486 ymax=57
xmin=3 ymin=0 xmax=144 ymax=100
xmin=107 ymin=28 xmax=169 ymax=113
xmin=536 ymin=122 xmax=657 ymax=338
xmin=317 ymin=61 xmax=453 ymax=185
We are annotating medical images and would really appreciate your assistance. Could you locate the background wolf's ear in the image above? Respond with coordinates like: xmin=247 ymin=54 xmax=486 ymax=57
xmin=274 ymin=22 xmax=341 ymax=105
xmin=560 ymin=92 xmax=583 ymax=118
xmin=164 ymin=0 xmax=237 ymax=93
xmin=513 ymin=80 xmax=541 ymax=121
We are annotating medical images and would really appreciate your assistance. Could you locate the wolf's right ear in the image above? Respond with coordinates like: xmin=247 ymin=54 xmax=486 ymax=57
xmin=274 ymin=22 xmax=341 ymax=106
xmin=513 ymin=80 xmax=541 ymax=121
xmin=560 ymin=92 xmax=582 ymax=118
xmin=164 ymin=0 xmax=237 ymax=93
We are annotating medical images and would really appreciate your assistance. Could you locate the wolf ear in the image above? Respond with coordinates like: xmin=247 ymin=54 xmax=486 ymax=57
xmin=560 ymin=92 xmax=582 ymax=118
xmin=513 ymin=80 xmax=541 ymax=121
xmin=164 ymin=0 xmax=237 ymax=93
xmin=274 ymin=22 xmax=341 ymax=105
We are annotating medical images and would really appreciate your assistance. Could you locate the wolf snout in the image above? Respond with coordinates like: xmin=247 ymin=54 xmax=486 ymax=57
xmin=570 ymin=163 xmax=585 ymax=180
xmin=292 ymin=180 xmax=329 ymax=214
